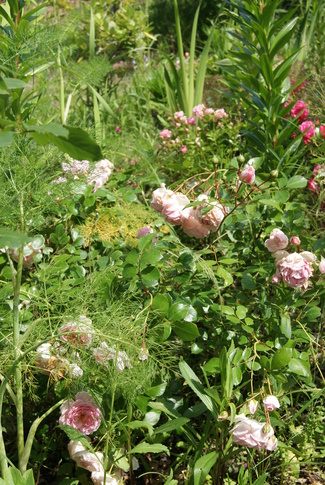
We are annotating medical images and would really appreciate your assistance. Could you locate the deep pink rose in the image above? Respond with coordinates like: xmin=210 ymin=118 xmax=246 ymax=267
xmin=320 ymin=126 xmax=325 ymax=137
xmin=291 ymin=100 xmax=309 ymax=122
xmin=276 ymin=253 xmax=312 ymax=288
xmin=187 ymin=116 xmax=197 ymax=125
xmin=59 ymin=392 xmax=102 ymax=435
xmin=240 ymin=166 xmax=255 ymax=185
xmin=307 ymin=178 xmax=319 ymax=194
xmin=300 ymin=121 xmax=314 ymax=144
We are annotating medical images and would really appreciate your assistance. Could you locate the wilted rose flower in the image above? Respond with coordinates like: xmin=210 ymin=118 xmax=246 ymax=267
xmin=52 ymin=176 xmax=67 ymax=184
xmin=137 ymin=226 xmax=153 ymax=238
xmin=272 ymin=250 xmax=290 ymax=264
xmin=10 ymin=237 xmax=45 ymax=268
xmin=151 ymin=184 xmax=174 ymax=213
xmin=35 ymin=343 xmax=56 ymax=374
xmin=59 ymin=316 xmax=93 ymax=348
xmin=248 ymin=399 xmax=258 ymax=415
xmin=62 ymin=159 xmax=90 ymax=176
xmin=272 ymin=274 xmax=282 ymax=284
xmin=67 ymin=363 xmax=83 ymax=378
xmin=290 ymin=236 xmax=300 ymax=246
xmin=93 ymin=342 xmax=132 ymax=372
xmin=265 ymin=229 xmax=288 ymax=252
xmin=87 ymin=160 xmax=114 ymax=192
xmin=231 ymin=414 xmax=275 ymax=451
xmin=291 ymin=100 xmax=309 ymax=121
xmin=91 ymin=470 xmax=121 ymax=485
xmin=319 ymin=259 xmax=325 ymax=274
xmin=276 ymin=253 xmax=312 ymax=288
xmin=68 ymin=441 xmax=104 ymax=472
xmin=307 ymin=178 xmax=319 ymax=194
xmin=200 ymin=203 xmax=226 ymax=232
xmin=300 ymin=121 xmax=315 ymax=144
xmin=240 ymin=166 xmax=255 ymax=185
xmin=263 ymin=395 xmax=280 ymax=412
xmin=161 ymin=193 xmax=191 ymax=225
xmin=300 ymin=251 xmax=316 ymax=263
xmin=59 ymin=392 xmax=102 ymax=435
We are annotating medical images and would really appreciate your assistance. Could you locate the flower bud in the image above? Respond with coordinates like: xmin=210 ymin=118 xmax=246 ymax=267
xmin=270 ymin=170 xmax=279 ymax=178
xmin=240 ymin=166 xmax=255 ymax=185
xmin=263 ymin=395 xmax=280 ymax=412
xmin=290 ymin=236 xmax=300 ymax=246
xmin=248 ymin=399 xmax=258 ymax=415
xmin=218 ymin=411 xmax=228 ymax=421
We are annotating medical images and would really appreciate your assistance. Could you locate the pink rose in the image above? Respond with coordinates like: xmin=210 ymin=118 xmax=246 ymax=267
xmin=263 ymin=395 xmax=280 ymax=412
xmin=248 ymin=399 xmax=258 ymax=415
xmin=151 ymin=185 xmax=174 ymax=212
xmin=182 ymin=213 xmax=211 ymax=239
xmin=180 ymin=145 xmax=188 ymax=154
xmin=187 ymin=116 xmax=197 ymax=125
xmin=320 ymin=126 xmax=325 ymax=137
xmin=200 ymin=204 xmax=226 ymax=232
xmin=59 ymin=392 xmax=102 ymax=435
xmin=290 ymin=236 xmax=300 ymax=246
xmin=161 ymin=193 xmax=190 ymax=225
xmin=174 ymin=110 xmax=185 ymax=120
xmin=59 ymin=316 xmax=93 ymax=348
xmin=307 ymin=178 xmax=319 ymax=194
xmin=265 ymin=229 xmax=288 ymax=252
xmin=231 ymin=414 xmax=275 ymax=451
xmin=319 ymin=259 xmax=325 ymax=274
xmin=276 ymin=253 xmax=312 ymax=288
xmin=291 ymin=100 xmax=309 ymax=122
xmin=137 ymin=226 xmax=153 ymax=238
xmin=300 ymin=121 xmax=315 ymax=144
xmin=204 ymin=108 xmax=215 ymax=115
xmin=192 ymin=104 xmax=205 ymax=118
xmin=68 ymin=441 xmax=104 ymax=472
xmin=240 ymin=166 xmax=255 ymax=185
xmin=214 ymin=108 xmax=228 ymax=120
xmin=159 ymin=129 xmax=172 ymax=139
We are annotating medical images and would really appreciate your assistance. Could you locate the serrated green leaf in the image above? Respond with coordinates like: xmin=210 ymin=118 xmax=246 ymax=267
xmin=128 ymin=442 xmax=169 ymax=455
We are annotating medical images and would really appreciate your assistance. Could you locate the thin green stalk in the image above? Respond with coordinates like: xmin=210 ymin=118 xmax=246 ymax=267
xmin=20 ymin=399 xmax=65 ymax=474
xmin=58 ymin=48 xmax=65 ymax=125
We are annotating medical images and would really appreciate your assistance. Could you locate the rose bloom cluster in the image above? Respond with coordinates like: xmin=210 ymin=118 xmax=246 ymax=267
xmin=284 ymin=99 xmax=325 ymax=145
xmin=151 ymin=185 xmax=228 ymax=239
xmin=231 ymin=395 xmax=280 ymax=451
xmin=265 ymin=228 xmax=325 ymax=288
xmin=158 ymin=104 xmax=228 ymax=154
xmin=53 ymin=158 xmax=114 ymax=192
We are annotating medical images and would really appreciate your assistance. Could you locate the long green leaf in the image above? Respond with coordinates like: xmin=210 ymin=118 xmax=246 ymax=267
xmin=179 ymin=359 xmax=219 ymax=420
xmin=0 ymin=6 xmax=15 ymax=29
xmin=21 ymin=2 xmax=48 ymax=21
xmin=88 ymin=84 xmax=117 ymax=119
xmin=188 ymin=4 xmax=200 ymax=115
xmin=173 ymin=0 xmax=188 ymax=110
xmin=193 ymin=452 xmax=218 ymax=485
xmin=194 ymin=27 xmax=214 ymax=107
xmin=269 ymin=17 xmax=299 ymax=60
xmin=128 ymin=442 xmax=169 ymax=456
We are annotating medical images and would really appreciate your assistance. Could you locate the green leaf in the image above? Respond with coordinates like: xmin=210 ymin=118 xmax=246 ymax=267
xmin=0 ymin=131 xmax=14 ymax=147
xmin=269 ymin=18 xmax=299 ymax=60
xmin=0 ymin=467 xmax=35 ymax=485
xmin=241 ymin=273 xmax=256 ymax=290
xmin=154 ymin=417 xmax=190 ymax=434
xmin=288 ymin=358 xmax=310 ymax=378
xmin=128 ymin=442 xmax=169 ymax=456
xmin=172 ymin=321 xmax=200 ymax=341
xmin=140 ymin=249 xmax=162 ymax=269
xmin=285 ymin=176 xmax=307 ymax=189
xmin=152 ymin=294 xmax=170 ymax=316
xmin=169 ymin=302 xmax=197 ymax=322
xmin=138 ymin=233 xmax=155 ymax=251
xmin=193 ymin=452 xmax=218 ymax=485
xmin=179 ymin=359 xmax=219 ymax=420
xmin=260 ymin=53 xmax=273 ymax=86
xmin=125 ymin=420 xmax=153 ymax=436
xmin=0 ymin=227 xmax=30 ymax=249
xmin=216 ymin=266 xmax=233 ymax=286
xmin=3 ymin=77 xmax=28 ymax=89
xmin=272 ymin=347 xmax=292 ymax=370
xmin=280 ymin=315 xmax=292 ymax=338
xmin=25 ymin=122 xmax=69 ymax=137
xmin=0 ymin=6 xmax=15 ymax=29
xmin=253 ymin=474 xmax=267 ymax=485
xmin=141 ymin=266 xmax=160 ymax=288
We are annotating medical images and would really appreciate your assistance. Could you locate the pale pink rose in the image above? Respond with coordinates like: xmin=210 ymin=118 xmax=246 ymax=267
xmin=200 ymin=204 xmax=226 ymax=232
xmin=184 ymin=51 xmax=190 ymax=58
xmin=59 ymin=392 xmax=102 ymax=435
xmin=290 ymin=236 xmax=300 ymax=246
xmin=68 ymin=441 xmax=104 ymax=472
xmin=174 ymin=110 xmax=185 ymax=120
xmin=300 ymin=121 xmax=315 ymax=144
xmin=263 ymin=395 xmax=280 ymax=412
xmin=192 ymin=104 xmax=205 ymax=118
xmin=182 ymin=213 xmax=211 ymax=239
xmin=159 ymin=129 xmax=172 ymax=139
xmin=137 ymin=226 xmax=153 ymax=238
xmin=59 ymin=316 xmax=93 ymax=348
xmin=240 ymin=166 xmax=255 ymax=185
xmin=231 ymin=414 xmax=275 ymax=451
xmin=319 ymin=259 xmax=325 ymax=274
xmin=272 ymin=274 xmax=282 ymax=284
xmin=161 ymin=193 xmax=191 ymax=225
xmin=291 ymin=100 xmax=309 ymax=122
xmin=91 ymin=470 xmax=121 ymax=485
xmin=248 ymin=399 xmax=258 ymax=415
xmin=276 ymin=253 xmax=312 ymax=288
xmin=93 ymin=342 xmax=132 ymax=372
xmin=272 ymin=250 xmax=289 ymax=263
xmin=204 ymin=108 xmax=215 ymax=115
xmin=151 ymin=185 xmax=174 ymax=213
xmin=214 ymin=108 xmax=228 ymax=120
xmin=265 ymin=229 xmax=288 ymax=252
xmin=266 ymin=436 xmax=278 ymax=451
xmin=180 ymin=145 xmax=188 ymax=154
xmin=300 ymin=251 xmax=317 ymax=263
